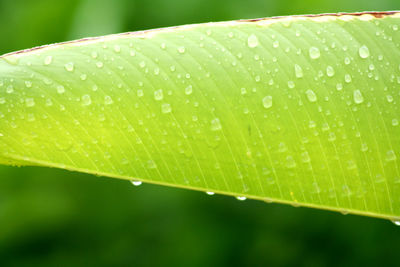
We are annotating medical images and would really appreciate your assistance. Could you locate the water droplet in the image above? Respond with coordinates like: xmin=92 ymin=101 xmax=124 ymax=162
xmin=305 ymin=89 xmax=317 ymax=102
xmin=104 ymin=95 xmax=113 ymax=105
xmin=91 ymin=51 xmax=98 ymax=58
xmin=236 ymin=196 xmax=246 ymax=201
xmin=326 ymin=66 xmax=335 ymax=77
xmin=336 ymin=83 xmax=343 ymax=91
xmin=287 ymin=81 xmax=295 ymax=88
xmin=96 ymin=61 xmax=104 ymax=68
xmin=392 ymin=118 xmax=398 ymax=126
xmin=25 ymin=81 xmax=32 ymax=88
xmin=353 ymin=90 xmax=364 ymax=104
xmin=206 ymin=191 xmax=215 ymax=195
xmin=345 ymin=74 xmax=352 ymax=83
xmin=114 ymin=45 xmax=121 ymax=53
xmin=178 ymin=46 xmax=185 ymax=53
xmin=25 ymin=98 xmax=35 ymax=107
xmin=247 ymin=34 xmax=259 ymax=48
xmin=309 ymin=47 xmax=320 ymax=59
xmin=386 ymin=150 xmax=397 ymax=161
xmin=64 ymin=62 xmax=74 ymax=72
xmin=273 ymin=40 xmax=279 ymax=48
xmin=262 ymin=96 xmax=273 ymax=109
xmin=130 ymin=180 xmax=142 ymax=186
xmin=57 ymin=85 xmax=65 ymax=94
xmin=154 ymin=89 xmax=163 ymax=101
xmin=81 ymin=94 xmax=92 ymax=106
xmin=386 ymin=95 xmax=394 ymax=103
xmin=358 ymin=45 xmax=370 ymax=58
xmin=392 ymin=220 xmax=400 ymax=226
xmin=44 ymin=56 xmax=52 ymax=65
xmin=161 ymin=103 xmax=172 ymax=113
xmin=6 ymin=85 xmax=13 ymax=93
xmin=294 ymin=64 xmax=303 ymax=78
xmin=210 ymin=118 xmax=222 ymax=131
xmin=285 ymin=155 xmax=297 ymax=168
xmin=185 ymin=85 xmax=193 ymax=95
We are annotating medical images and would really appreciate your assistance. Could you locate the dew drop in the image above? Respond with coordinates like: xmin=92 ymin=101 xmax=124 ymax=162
xmin=210 ymin=118 xmax=222 ymax=131
xmin=294 ymin=64 xmax=303 ymax=78
xmin=236 ymin=196 xmax=246 ymax=201
xmin=80 ymin=74 xmax=87 ymax=81
xmin=345 ymin=74 xmax=352 ymax=83
xmin=25 ymin=98 xmax=35 ymax=107
xmin=44 ymin=55 xmax=52 ymax=65
xmin=161 ymin=103 xmax=172 ymax=113
xmin=130 ymin=180 xmax=142 ymax=186
xmin=57 ymin=85 xmax=65 ymax=94
xmin=206 ymin=191 xmax=215 ymax=195
xmin=91 ymin=51 xmax=98 ymax=58
xmin=104 ymin=95 xmax=113 ymax=105
xmin=386 ymin=150 xmax=397 ymax=161
xmin=326 ymin=66 xmax=335 ymax=77
xmin=392 ymin=220 xmax=400 ymax=226
xmin=6 ymin=85 xmax=13 ymax=93
xmin=185 ymin=85 xmax=193 ymax=95
xmin=154 ymin=89 xmax=163 ymax=101
xmin=262 ymin=95 xmax=273 ymax=109
xmin=247 ymin=34 xmax=259 ymax=48
xmin=336 ymin=83 xmax=343 ymax=91
xmin=64 ymin=62 xmax=74 ymax=72
xmin=81 ymin=94 xmax=92 ymax=106
xmin=25 ymin=81 xmax=32 ymax=88
xmin=114 ymin=45 xmax=121 ymax=53
xmin=309 ymin=47 xmax=320 ymax=59
xmin=96 ymin=61 xmax=104 ymax=68
xmin=178 ymin=46 xmax=186 ymax=54
xmin=305 ymin=89 xmax=317 ymax=102
xmin=353 ymin=90 xmax=364 ymax=104
xmin=392 ymin=118 xmax=399 ymax=126
xmin=358 ymin=45 xmax=370 ymax=58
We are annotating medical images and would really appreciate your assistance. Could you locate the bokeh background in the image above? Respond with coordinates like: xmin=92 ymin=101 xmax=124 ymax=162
xmin=1 ymin=0 xmax=400 ymax=266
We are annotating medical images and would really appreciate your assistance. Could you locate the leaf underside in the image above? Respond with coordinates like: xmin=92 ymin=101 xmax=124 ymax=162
xmin=1 ymin=12 xmax=400 ymax=220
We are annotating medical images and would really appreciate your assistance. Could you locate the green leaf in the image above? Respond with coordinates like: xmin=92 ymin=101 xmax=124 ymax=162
xmin=1 ymin=12 xmax=400 ymax=221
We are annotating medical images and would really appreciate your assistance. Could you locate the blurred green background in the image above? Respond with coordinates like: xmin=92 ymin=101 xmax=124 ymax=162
xmin=1 ymin=0 xmax=400 ymax=266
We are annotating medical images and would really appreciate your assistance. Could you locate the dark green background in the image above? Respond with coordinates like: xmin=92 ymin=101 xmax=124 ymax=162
xmin=0 ymin=0 xmax=399 ymax=266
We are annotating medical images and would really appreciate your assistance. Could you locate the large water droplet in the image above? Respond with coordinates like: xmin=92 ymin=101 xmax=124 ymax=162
xmin=262 ymin=95 xmax=273 ymax=109
xmin=309 ymin=47 xmax=320 ymax=59
xmin=358 ymin=45 xmax=370 ymax=58
xmin=247 ymin=34 xmax=259 ymax=48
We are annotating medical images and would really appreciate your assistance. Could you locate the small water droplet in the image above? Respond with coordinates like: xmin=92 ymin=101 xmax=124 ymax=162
xmin=130 ymin=180 xmax=142 ymax=186
xmin=64 ymin=62 xmax=74 ymax=72
xmin=309 ymin=47 xmax=320 ymax=59
xmin=326 ymin=66 xmax=335 ymax=77
xmin=57 ymin=85 xmax=65 ymax=94
xmin=161 ymin=103 xmax=172 ymax=113
xmin=294 ymin=64 xmax=303 ymax=78
xmin=210 ymin=118 xmax=222 ymax=131
xmin=386 ymin=150 xmax=397 ymax=161
xmin=25 ymin=81 xmax=32 ymax=88
xmin=185 ymin=85 xmax=193 ymax=95
xmin=154 ymin=89 xmax=163 ymax=101
xmin=236 ymin=196 xmax=246 ymax=201
xmin=81 ymin=94 xmax=92 ymax=106
xmin=91 ymin=51 xmax=98 ymax=58
xmin=247 ymin=34 xmax=259 ymax=48
xmin=353 ymin=90 xmax=364 ymax=104
xmin=345 ymin=74 xmax=352 ymax=83
xmin=392 ymin=118 xmax=399 ymax=126
xmin=273 ymin=40 xmax=279 ymax=48
xmin=114 ymin=45 xmax=121 ymax=53
xmin=104 ymin=95 xmax=113 ymax=105
xmin=305 ymin=89 xmax=317 ymax=102
xmin=262 ymin=96 xmax=273 ymax=109
xmin=6 ymin=85 xmax=13 ymax=93
xmin=44 ymin=55 xmax=52 ymax=65
xmin=392 ymin=220 xmax=400 ymax=226
xmin=25 ymin=98 xmax=35 ymax=107
xmin=358 ymin=45 xmax=370 ymax=58
xmin=96 ymin=61 xmax=104 ymax=68
xmin=178 ymin=46 xmax=186 ymax=54
xmin=206 ymin=191 xmax=215 ymax=195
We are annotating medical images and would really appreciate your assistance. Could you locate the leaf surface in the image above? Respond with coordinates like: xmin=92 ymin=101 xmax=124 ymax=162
xmin=1 ymin=12 xmax=400 ymax=220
